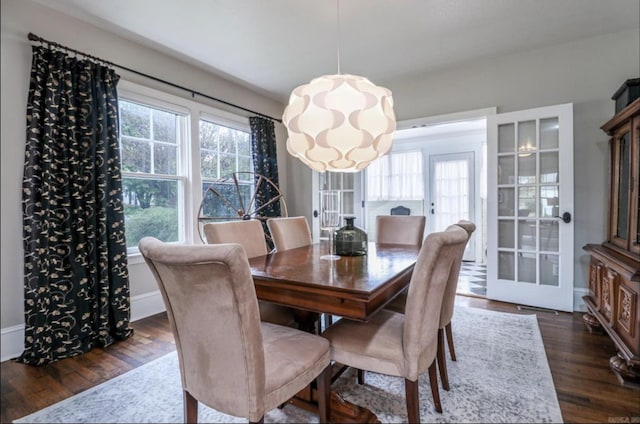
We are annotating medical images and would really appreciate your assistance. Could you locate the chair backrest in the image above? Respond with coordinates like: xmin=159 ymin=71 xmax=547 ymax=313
xmin=267 ymin=216 xmax=312 ymax=251
xmin=439 ymin=220 xmax=476 ymax=328
xmin=203 ymin=220 xmax=268 ymax=258
xmin=390 ymin=205 xmax=411 ymax=215
xmin=138 ymin=237 xmax=266 ymax=418
xmin=376 ymin=215 xmax=426 ymax=246
xmin=401 ymin=225 xmax=468 ymax=380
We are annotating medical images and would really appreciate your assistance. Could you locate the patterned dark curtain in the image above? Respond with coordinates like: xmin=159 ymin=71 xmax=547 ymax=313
xmin=19 ymin=46 xmax=132 ymax=365
xmin=250 ymin=116 xmax=282 ymax=249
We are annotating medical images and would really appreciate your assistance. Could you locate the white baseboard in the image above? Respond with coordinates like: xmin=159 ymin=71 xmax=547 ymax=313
xmin=1 ymin=290 xmax=166 ymax=363
xmin=574 ymin=287 xmax=588 ymax=312
xmin=129 ymin=290 xmax=166 ymax=322
xmin=1 ymin=324 xmax=26 ymax=363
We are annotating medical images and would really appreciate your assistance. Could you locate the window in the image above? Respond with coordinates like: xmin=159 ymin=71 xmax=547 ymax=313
xmin=365 ymin=151 xmax=424 ymax=239
xmin=367 ymin=151 xmax=424 ymax=201
xmin=199 ymin=119 xmax=253 ymax=221
xmin=119 ymin=99 xmax=186 ymax=250
xmin=118 ymin=82 xmax=254 ymax=255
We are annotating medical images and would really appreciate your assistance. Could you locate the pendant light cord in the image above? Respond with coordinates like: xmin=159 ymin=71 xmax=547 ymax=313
xmin=336 ymin=0 xmax=341 ymax=75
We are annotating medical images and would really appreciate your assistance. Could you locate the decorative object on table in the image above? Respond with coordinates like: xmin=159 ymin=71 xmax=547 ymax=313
xmin=282 ymin=0 xmax=396 ymax=172
xmin=334 ymin=216 xmax=368 ymax=256
xmin=320 ymin=190 xmax=341 ymax=260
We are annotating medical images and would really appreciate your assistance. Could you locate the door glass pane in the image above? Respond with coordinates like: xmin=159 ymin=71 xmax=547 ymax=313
xmin=498 ymin=156 xmax=515 ymax=185
xmin=498 ymin=251 xmax=515 ymax=280
xmin=342 ymin=191 xmax=354 ymax=215
xmin=540 ymin=186 xmax=559 ymax=218
xmin=518 ymin=120 xmax=536 ymax=156
xmin=540 ymin=220 xmax=559 ymax=252
xmin=540 ymin=118 xmax=559 ymax=149
xmin=540 ymin=152 xmax=559 ymax=183
xmin=617 ymin=133 xmax=630 ymax=239
xmin=498 ymin=124 xmax=515 ymax=153
xmin=518 ymin=220 xmax=536 ymax=250
xmin=498 ymin=188 xmax=515 ymax=216
xmin=518 ymin=186 xmax=536 ymax=217
xmin=328 ymin=172 xmax=342 ymax=189
xmin=539 ymin=254 xmax=559 ymax=286
xmin=342 ymin=174 xmax=354 ymax=190
xmin=498 ymin=220 xmax=515 ymax=248
xmin=518 ymin=155 xmax=536 ymax=184
xmin=518 ymin=252 xmax=536 ymax=283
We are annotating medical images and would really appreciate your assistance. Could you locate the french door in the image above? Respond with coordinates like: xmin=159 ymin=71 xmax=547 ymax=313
xmin=429 ymin=152 xmax=475 ymax=261
xmin=311 ymin=171 xmax=363 ymax=240
xmin=487 ymin=103 xmax=574 ymax=312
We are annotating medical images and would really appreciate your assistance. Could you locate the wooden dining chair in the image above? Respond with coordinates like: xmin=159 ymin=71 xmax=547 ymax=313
xmin=139 ymin=238 xmax=331 ymax=424
xmin=385 ymin=219 xmax=476 ymax=391
xmin=203 ymin=220 xmax=296 ymax=327
xmin=322 ymin=226 xmax=469 ymax=422
xmin=266 ymin=216 xmax=312 ymax=252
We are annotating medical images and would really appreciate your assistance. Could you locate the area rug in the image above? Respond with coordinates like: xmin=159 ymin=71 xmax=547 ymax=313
xmin=14 ymin=307 xmax=563 ymax=423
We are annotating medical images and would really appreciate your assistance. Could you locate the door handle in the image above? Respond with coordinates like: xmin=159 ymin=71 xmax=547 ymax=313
xmin=554 ymin=212 xmax=571 ymax=223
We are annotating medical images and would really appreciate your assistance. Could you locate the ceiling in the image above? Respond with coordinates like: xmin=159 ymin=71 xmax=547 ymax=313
xmin=35 ymin=0 xmax=639 ymax=104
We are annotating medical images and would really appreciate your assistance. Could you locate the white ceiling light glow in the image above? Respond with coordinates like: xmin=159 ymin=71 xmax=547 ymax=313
xmin=282 ymin=2 xmax=396 ymax=173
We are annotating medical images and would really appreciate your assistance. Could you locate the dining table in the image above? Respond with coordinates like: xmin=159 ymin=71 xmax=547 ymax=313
xmin=248 ymin=240 xmax=420 ymax=423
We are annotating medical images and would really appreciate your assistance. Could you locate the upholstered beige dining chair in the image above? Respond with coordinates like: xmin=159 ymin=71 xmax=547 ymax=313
xmin=322 ymin=226 xmax=469 ymax=422
xmin=385 ymin=219 xmax=476 ymax=391
xmin=266 ymin=216 xmax=312 ymax=252
xmin=375 ymin=215 xmax=426 ymax=246
xmin=139 ymin=238 xmax=331 ymax=424
xmin=203 ymin=220 xmax=296 ymax=327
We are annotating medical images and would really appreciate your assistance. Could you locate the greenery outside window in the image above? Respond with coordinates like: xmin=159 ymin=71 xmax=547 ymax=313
xmin=119 ymin=99 xmax=186 ymax=250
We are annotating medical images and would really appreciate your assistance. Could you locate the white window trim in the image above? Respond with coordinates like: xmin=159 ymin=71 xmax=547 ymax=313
xmin=118 ymin=80 xmax=251 ymax=261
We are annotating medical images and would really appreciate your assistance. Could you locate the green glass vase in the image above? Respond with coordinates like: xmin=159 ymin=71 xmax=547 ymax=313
xmin=334 ymin=216 xmax=367 ymax=256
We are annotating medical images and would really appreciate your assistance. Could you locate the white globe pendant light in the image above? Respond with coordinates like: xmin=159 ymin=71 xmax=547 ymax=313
xmin=282 ymin=3 xmax=396 ymax=173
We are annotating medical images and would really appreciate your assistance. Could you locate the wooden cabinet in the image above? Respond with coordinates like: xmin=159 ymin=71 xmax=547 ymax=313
xmin=583 ymin=98 xmax=640 ymax=388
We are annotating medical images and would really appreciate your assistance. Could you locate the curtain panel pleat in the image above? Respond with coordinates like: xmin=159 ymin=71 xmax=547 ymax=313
xmin=20 ymin=46 xmax=132 ymax=365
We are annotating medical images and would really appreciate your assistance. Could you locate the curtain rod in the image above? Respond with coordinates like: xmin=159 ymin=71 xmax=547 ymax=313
xmin=27 ymin=32 xmax=282 ymax=123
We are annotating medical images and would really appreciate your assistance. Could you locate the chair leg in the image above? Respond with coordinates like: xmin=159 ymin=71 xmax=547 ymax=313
xmin=445 ymin=322 xmax=456 ymax=361
xmin=249 ymin=418 xmax=264 ymax=424
xmin=184 ymin=390 xmax=198 ymax=424
xmin=357 ymin=369 xmax=365 ymax=385
xmin=428 ymin=360 xmax=443 ymax=413
xmin=404 ymin=378 xmax=420 ymax=423
xmin=317 ymin=365 xmax=332 ymax=424
xmin=437 ymin=328 xmax=450 ymax=391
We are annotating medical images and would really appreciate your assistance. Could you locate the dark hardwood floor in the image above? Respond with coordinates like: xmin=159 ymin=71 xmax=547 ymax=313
xmin=1 ymin=296 xmax=639 ymax=423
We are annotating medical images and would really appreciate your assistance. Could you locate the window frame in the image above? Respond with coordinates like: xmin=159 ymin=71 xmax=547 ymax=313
xmin=118 ymin=80 xmax=251 ymax=262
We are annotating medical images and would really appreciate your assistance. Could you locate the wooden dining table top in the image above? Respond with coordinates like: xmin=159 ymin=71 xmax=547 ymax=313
xmin=248 ymin=241 xmax=420 ymax=321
